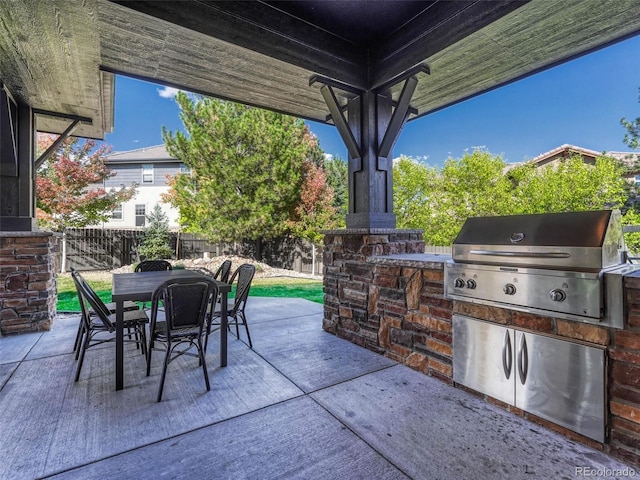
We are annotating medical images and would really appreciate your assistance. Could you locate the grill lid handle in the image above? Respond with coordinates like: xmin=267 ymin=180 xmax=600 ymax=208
xmin=469 ymin=250 xmax=571 ymax=259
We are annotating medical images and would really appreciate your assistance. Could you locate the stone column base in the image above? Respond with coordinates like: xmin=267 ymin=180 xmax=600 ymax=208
xmin=0 ymin=231 xmax=59 ymax=334
xmin=322 ymin=228 xmax=424 ymax=345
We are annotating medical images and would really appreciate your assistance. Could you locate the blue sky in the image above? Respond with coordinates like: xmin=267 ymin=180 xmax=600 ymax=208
xmin=106 ymin=34 xmax=640 ymax=167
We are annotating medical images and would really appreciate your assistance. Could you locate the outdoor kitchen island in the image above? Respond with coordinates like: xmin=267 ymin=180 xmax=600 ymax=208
xmin=322 ymin=228 xmax=640 ymax=468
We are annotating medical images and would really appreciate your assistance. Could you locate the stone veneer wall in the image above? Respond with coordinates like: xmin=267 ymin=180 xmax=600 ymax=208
xmin=0 ymin=232 xmax=58 ymax=335
xmin=323 ymin=230 xmax=640 ymax=467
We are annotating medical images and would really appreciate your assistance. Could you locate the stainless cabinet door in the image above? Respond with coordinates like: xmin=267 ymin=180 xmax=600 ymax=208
xmin=453 ymin=315 xmax=514 ymax=405
xmin=514 ymin=331 xmax=605 ymax=443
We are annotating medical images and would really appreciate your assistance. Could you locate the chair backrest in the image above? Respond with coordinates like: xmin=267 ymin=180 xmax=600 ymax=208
xmin=151 ymin=278 xmax=218 ymax=333
xmin=213 ymin=260 xmax=232 ymax=283
xmin=71 ymin=269 xmax=92 ymax=329
xmin=135 ymin=260 xmax=172 ymax=272
xmin=228 ymin=264 xmax=255 ymax=315
xmin=71 ymin=269 xmax=115 ymax=332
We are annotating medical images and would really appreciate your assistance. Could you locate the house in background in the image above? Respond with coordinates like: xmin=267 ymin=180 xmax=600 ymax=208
xmin=98 ymin=145 xmax=184 ymax=229
xmin=508 ymin=143 xmax=640 ymax=185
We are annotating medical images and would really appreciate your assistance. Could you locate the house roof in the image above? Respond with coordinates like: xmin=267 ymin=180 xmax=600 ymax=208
xmin=504 ymin=144 xmax=639 ymax=173
xmin=1 ymin=1 xmax=640 ymax=140
xmin=105 ymin=145 xmax=177 ymax=164
xmin=529 ymin=144 xmax=603 ymax=165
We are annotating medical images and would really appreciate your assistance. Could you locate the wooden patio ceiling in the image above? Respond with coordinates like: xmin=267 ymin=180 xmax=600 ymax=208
xmin=1 ymin=0 xmax=639 ymax=140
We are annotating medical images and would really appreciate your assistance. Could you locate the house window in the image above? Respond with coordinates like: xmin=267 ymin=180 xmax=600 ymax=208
xmin=142 ymin=164 xmax=154 ymax=183
xmin=135 ymin=204 xmax=146 ymax=227
xmin=111 ymin=204 xmax=123 ymax=220
xmin=180 ymin=164 xmax=191 ymax=175
xmin=635 ymin=175 xmax=640 ymax=187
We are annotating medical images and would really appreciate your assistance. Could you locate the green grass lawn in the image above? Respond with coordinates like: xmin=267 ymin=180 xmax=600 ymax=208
xmin=56 ymin=275 xmax=323 ymax=312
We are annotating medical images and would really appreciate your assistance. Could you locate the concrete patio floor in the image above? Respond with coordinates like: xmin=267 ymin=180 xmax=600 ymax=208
xmin=0 ymin=297 xmax=635 ymax=479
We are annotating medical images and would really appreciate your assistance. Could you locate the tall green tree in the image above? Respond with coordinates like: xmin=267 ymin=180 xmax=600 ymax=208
xmin=394 ymin=149 xmax=514 ymax=245
xmin=393 ymin=155 xmax=439 ymax=232
xmin=621 ymin=87 xmax=640 ymax=149
xmin=323 ymin=156 xmax=348 ymax=224
xmin=509 ymin=155 xmax=627 ymax=213
xmin=162 ymin=94 xmax=315 ymax=244
xmin=393 ymin=150 xmax=630 ymax=246
xmin=138 ymin=204 xmax=174 ymax=260
xmin=620 ymin=86 xmax=640 ymax=252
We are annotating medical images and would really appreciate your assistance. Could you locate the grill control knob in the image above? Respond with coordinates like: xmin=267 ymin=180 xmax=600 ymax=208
xmin=550 ymin=289 xmax=566 ymax=302
xmin=466 ymin=279 xmax=477 ymax=289
xmin=503 ymin=283 xmax=517 ymax=295
xmin=454 ymin=277 xmax=466 ymax=288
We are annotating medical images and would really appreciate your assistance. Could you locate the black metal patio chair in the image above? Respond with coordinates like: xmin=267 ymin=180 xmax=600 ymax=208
xmin=72 ymin=270 xmax=149 ymax=382
xmin=207 ymin=263 xmax=256 ymax=350
xmin=146 ymin=277 xmax=218 ymax=402
xmin=70 ymin=268 xmax=140 ymax=357
xmin=135 ymin=259 xmax=172 ymax=272
xmin=135 ymin=259 xmax=173 ymax=310
xmin=192 ymin=260 xmax=232 ymax=283
xmin=213 ymin=259 xmax=232 ymax=283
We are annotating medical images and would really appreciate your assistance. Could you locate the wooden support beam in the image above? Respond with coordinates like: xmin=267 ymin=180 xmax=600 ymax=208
xmin=320 ymin=85 xmax=361 ymax=159
xmin=378 ymin=75 xmax=418 ymax=159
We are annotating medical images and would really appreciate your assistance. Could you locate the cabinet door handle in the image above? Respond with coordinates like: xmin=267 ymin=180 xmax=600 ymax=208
xmin=502 ymin=330 xmax=512 ymax=379
xmin=518 ymin=334 xmax=528 ymax=385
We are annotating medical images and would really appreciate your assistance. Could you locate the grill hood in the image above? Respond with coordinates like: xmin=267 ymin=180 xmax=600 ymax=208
xmin=452 ymin=210 xmax=626 ymax=272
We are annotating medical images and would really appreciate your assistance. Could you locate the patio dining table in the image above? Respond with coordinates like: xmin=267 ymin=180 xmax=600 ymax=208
xmin=112 ymin=269 xmax=232 ymax=391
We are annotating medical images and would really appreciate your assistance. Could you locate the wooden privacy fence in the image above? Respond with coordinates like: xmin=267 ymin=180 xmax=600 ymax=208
xmin=58 ymin=228 xmax=323 ymax=275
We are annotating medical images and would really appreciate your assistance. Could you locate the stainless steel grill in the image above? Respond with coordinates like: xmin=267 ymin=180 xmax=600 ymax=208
xmin=445 ymin=210 xmax=638 ymax=328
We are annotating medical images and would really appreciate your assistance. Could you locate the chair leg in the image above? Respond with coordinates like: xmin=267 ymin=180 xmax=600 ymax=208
xmin=203 ymin=320 xmax=210 ymax=354
xmin=75 ymin=332 xmax=90 ymax=382
xmin=146 ymin=333 xmax=154 ymax=376
xmin=204 ymin=315 xmax=222 ymax=354
xmin=234 ymin=315 xmax=240 ymax=340
xmin=139 ymin=325 xmax=147 ymax=357
xmin=74 ymin=324 xmax=85 ymax=360
xmin=157 ymin=346 xmax=171 ymax=402
xmin=198 ymin=337 xmax=210 ymax=392
xmin=73 ymin=319 xmax=84 ymax=354
xmin=129 ymin=326 xmax=139 ymax=350
xmin=240 ymin=312 xmax=252 ymax=349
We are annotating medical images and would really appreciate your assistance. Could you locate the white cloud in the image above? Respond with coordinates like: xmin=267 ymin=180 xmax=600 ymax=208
xmin=157 ymin=86 xmax=181 ymax=99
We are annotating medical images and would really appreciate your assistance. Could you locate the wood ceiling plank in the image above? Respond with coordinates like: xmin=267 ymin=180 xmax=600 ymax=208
xmin=0 ymin=0 xmax=106 ymax=139
xmin=407 ymin=0 xmax=640 ymax=119
xmin=108 ymin=0 xmax=367 ymax=89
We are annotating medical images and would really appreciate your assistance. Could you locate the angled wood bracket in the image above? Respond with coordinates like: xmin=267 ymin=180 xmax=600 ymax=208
xmin=33 ymin=110 xmax=92 ymax=169
xmin=378 ymin=75 xmax=418 ymax=159
xmin=319 ymin=84 xmax=361 ymax=159
xmin=312 ymin=62 xmax=428 ymax=171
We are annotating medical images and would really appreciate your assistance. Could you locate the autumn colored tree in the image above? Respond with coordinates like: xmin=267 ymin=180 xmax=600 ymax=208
xmin=36 ymin=135 xmax=136 ymax=271
xmin=36 ymin=135 xmax=136 ymax=230
xmin=288 ymin=160 xmax=339 ymax=244
xmin=162 ymin=93 xmax=326 ymax=246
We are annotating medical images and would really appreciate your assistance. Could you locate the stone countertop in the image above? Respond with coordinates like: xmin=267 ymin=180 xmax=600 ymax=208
xmin=368 ymin=253 xmax=450 ymax=269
